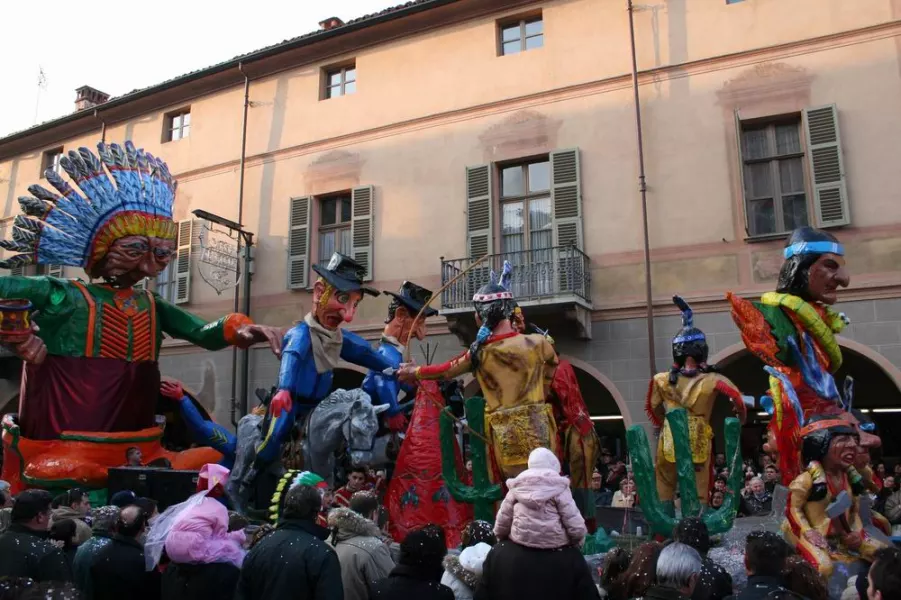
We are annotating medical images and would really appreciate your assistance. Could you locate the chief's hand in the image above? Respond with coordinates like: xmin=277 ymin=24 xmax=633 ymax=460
xmin=270 ymin=389 xmax=293 ymax=418
xmin=11 ymin=321 xmax=46 ymax=365
xmin=235 ymin=324 xmax=286 ymax=357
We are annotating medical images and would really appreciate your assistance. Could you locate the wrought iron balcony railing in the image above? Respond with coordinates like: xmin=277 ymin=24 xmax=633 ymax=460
xmin=440 ymin=244 xmax=591 ymax=311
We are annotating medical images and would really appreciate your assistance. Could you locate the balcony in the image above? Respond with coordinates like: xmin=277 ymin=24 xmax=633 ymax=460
xmin=439 ymin=244 xmax=593 ymax=343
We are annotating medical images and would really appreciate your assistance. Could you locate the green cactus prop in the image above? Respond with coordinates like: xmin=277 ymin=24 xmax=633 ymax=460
xmin=440 ymin=396 xmax=503 ymax=522
xmin=627 ymin=407 xmax=743 ymax=537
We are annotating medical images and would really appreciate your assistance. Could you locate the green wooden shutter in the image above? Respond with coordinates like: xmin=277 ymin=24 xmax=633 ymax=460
xmin=47 ymin=264 xmax=64 ymax=278
xmin=734 ymin=109 xmax=750 ymax=236
xmin=803 ymin=105 xmax=850 ymax=228
xmin=287 ymin=196 xmax=312 ymax=290
xmin=466 ymin=165 xmax=493 ymax=259
xmin=551 ymin=148 xmax=583 ymax=248
xmin=351 ymin=185 xmax=374 ymax=282
xmin=174 ymin=219 xmax=193 ymax=305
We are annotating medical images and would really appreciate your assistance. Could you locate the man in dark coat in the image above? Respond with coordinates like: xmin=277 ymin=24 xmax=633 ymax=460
xmin=90 ymin=505 xmax=160 ymax=600
xmin=237 ymin=484 xmax=342 ymax=600
xmin=725 ymin=532 xmax=803 ymax=600
xmin=673 ymin=518 xmax=733 ymax=600
xmin=371 ymin=525 xmax=454 ymax=600
xmin=474 ymin=539 xmax=599 ymax=600
xmin=0 ymin=489 xmax=71 ymax=582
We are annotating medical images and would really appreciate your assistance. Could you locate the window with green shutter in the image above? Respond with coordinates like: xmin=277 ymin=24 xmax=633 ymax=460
xmin=287 ymin=196 xmax=312 ymax=290
xmin=803 ymin=104 xmax=850 ymax=228
xmin=351 ymin=185 xmax=374 ymax=282
xmin=174 ymin=219 xmax=194 ymax=304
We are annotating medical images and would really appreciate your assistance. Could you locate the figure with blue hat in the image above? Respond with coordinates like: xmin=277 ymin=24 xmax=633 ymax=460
xmin=728 ymin=226 xmax=851 ymax=485
xmin=361 ymin=281 xmax=438 ymax=432
xmin=646 ymin=296 xmax=747 ymax=513
xmin=252 ymin=252 xmax=395 ymax=474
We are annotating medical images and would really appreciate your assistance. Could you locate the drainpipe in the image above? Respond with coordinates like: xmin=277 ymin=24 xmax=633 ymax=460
xmin=230 ymin=63 xmax=251 ymax=427
xmin=94 ymin=108 xmax=106 ymax=142
xmin=627 ymin=0 xmax=656 ymax=377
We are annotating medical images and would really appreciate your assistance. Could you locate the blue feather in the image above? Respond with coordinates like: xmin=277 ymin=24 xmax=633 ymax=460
xmin=764 ymin=365 xmax=806 ymax=427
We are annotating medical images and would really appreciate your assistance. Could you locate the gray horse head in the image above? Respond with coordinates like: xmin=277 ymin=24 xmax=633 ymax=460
xmin=303 ymin=388 xmax=388 ymax=484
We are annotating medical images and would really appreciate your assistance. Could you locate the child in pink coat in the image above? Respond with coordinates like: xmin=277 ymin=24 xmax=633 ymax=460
xmin=493 ymin=447 xmax=587 ymax=549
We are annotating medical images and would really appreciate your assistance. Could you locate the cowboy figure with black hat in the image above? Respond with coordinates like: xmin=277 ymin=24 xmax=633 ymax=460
xmin=783 ymin=414 xmax=888 ymax=579
xmin=253 ymin=253 xmax=397 ymax=471
xmin=361 ymin=281 xmax=438 ymax=433
xmin=646 ymin=296 xmax=746 ymax=514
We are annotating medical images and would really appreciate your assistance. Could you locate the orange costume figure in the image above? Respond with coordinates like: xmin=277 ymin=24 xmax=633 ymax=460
xmin=728 ymin=226 xmax=851 ymax=484
xmin=646 ymin=297 xmax=746 ymax=512
xmin=783 ymin=415 xmax=888 ymax=578
xmin=398 ymin=263 xmax=559 ymax=480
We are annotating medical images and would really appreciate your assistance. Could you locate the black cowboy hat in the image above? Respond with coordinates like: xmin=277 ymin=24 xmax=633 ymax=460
xmin=312 ymin=252 xmax=379 ymax=297
xmin=384 ymin=281 xmax=439 ymax=317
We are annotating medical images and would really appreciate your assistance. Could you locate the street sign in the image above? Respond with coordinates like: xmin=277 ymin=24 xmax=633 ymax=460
xmin=197 ymin=222 xmax=242 ymax=294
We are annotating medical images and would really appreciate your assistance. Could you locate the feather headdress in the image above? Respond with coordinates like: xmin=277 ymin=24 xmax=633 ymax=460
xmin=0 ymin=141 xmax=177 ymax=272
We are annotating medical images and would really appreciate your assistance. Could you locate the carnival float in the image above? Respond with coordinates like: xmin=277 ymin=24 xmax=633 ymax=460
xmin=0 ymin=137 xmax=890 ymax=594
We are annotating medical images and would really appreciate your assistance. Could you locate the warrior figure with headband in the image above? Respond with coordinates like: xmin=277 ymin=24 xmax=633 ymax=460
xmin=398 ymin=261 xmax=559 ymax=480
xmin=361 ymin=281 xmax=438 ymax=433
xmin=728 ymin=226 xmax=852 ymax=484
xmin=646 ymin=296 xmax=746 ymax=513
xmin=247 ymin=253 xmax=396 ymax=486
xmin=0 ymin=141 xmax=282 ymax=492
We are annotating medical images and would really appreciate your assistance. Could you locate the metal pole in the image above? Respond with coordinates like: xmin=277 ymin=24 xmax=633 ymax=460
xmin=229 ymin=64 xmax=251 ymax=427
xmin=240 ymin=234 xmax=253 ymax=417
xmin=237 ymin=64 xmax=252 ymax=419
xmin=628 ymin=0 xmax=657 ymax=376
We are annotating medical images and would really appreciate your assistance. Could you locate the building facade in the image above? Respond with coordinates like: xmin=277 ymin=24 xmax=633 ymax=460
xmin=3 ymin=0 xmax=901 ymax=454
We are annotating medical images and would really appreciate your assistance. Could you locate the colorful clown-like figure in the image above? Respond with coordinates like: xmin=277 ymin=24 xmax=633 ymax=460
xmin=0 ymin=142 xmax=281 ymax=491
xmin=398 ymin=262 xmax=559 ymax=480
xmin=361 ymin=281 xmax=438 ymax=432
xmin=647 ymin=296 xmax=746 ymax=511
xmin=729 ymin=226 xmax=851 ymax=484
xmin=782 ymin=415 xmax=888 ymax=578
xmin=252 ymin=253 xmax=395 ymax=474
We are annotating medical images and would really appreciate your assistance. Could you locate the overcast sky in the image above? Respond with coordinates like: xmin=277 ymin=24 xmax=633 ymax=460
xmin=0 ymin=0 xmax=402 ymax=138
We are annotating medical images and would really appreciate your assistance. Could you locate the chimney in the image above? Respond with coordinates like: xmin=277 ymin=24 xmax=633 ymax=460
xmin=318 ymin=16 xmax=344 ymax=31
xmin=74 ymin=86 xmax=110 ymax=112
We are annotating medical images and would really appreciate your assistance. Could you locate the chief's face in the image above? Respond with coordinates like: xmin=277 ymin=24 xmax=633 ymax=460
xmin=807 ymin=252 xmax=850 ymax=305
xmin=97 ymin=235 xmax=175 ymax=287
xmin=827 ymin=434 xmax=858 ymax=470
xmin=313 ymin=281 xmax=363 ymax=330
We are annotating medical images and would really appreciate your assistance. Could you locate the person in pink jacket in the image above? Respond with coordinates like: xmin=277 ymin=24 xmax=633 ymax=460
xmin=493 ymin=447 xmax=587 ymax=549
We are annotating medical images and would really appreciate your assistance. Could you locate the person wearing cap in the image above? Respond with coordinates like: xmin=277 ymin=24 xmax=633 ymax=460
xmin=398 ymin=262 xmax=559 ymax=480
xmin=782 ymin=414 xmax=888 ymax=578
xmin=361 ymin=281 xmax=438 ymax=433
xmin=647 ymin=296 xmax=746 ymax=513
xmin=249 ymin=253 xmax=396 ymax=484
xmin=728 ymin=226 xmax=851 ymax=484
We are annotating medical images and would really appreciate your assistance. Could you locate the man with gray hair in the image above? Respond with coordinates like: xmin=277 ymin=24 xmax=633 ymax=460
xmin=640 ymin=542 xmax=702 ymax=600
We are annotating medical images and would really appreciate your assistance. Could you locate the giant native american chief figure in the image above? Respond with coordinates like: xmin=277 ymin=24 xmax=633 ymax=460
xmin=0 ymin=142 xmax=281 ymax=491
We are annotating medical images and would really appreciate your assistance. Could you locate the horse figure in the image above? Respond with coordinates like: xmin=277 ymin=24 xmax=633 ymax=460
xmin=301 ymin=388 xmax=388 ymax=486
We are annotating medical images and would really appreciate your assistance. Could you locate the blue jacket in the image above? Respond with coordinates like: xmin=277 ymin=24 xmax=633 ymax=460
xmin=278 ymin=323 xmax=393 ymax=405
xmin=361 ymin=338 xmax=415 ymax=416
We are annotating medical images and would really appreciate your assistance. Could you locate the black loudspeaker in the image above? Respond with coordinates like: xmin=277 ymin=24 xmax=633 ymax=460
xmin=151 ymin=469 xmax=200 ymax=511
xmin=106 ymin=467 xmax=200 ymax=511
xmin=107 ymin=467 xmax=153 ymax=500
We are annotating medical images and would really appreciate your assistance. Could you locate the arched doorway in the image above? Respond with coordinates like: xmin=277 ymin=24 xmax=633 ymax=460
xmin=710 ymin=339 xmax=901 ymax=461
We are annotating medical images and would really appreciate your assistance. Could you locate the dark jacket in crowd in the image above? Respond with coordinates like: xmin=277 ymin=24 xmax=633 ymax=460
xmin=236 ymin=518 xmax=343 ymax=600
xmin=162 ymin=561 xmax=242 ymax=600
xmin=89 ymin=533 xmax=161 ymax=600
xmin=693 ymin=557 xmax=734 ymax=600
xmin=638 ymin=584 xmax=692 ymax=600
xmin=370 ymin=564 xmax=455 ymax=600
xmin=473 ymin=540 xmax=599 ymax=600
xmin=0 ymin=523 xmax=72 ymax=582
xmin=739 ymin=492 xmax=773 ymax=517
xmin=724 ymin=575 xmax=807 ymax=600
xmin=72 ymin=532 xmax=113 ymax=597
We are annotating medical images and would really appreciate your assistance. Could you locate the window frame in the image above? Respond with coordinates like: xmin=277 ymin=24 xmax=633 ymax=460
xmin=317 ymin=192 xmax=353 ymax=265
xmin=498 ymin=157 xmax=552 ymax=254
xmin=41 ymin=147 xmax=64 ymax=177
xmin=164 ymin=108 xmax=191 ymax=143
xmin=739 ymin=117 xmax=812 ymax=238
xmin=498 ymin=13 xmax=544 ymax=56
xmin=322 ymin=63 xmax=357 ymax=100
